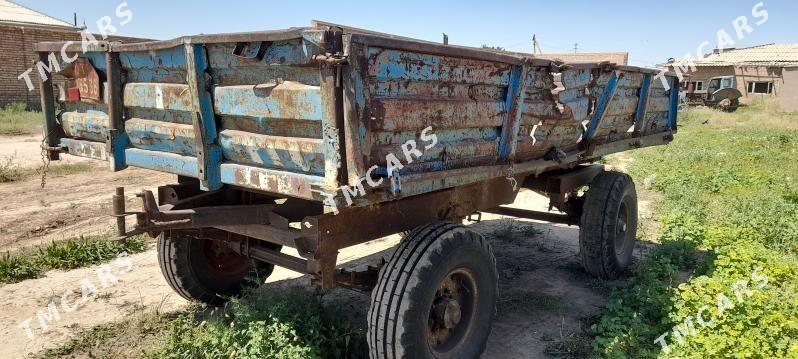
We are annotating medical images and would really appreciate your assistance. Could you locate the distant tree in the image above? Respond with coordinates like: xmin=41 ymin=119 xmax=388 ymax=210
xmin=481 ymin=44 xmax=506 ymax=51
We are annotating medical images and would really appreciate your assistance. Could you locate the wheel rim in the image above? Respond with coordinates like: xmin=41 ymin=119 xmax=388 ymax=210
xmin=201 ymin=239 xmax=251 ymax=279
xmin=426 ymin=267 xmax=478 ymax=356
xmin=615 ymin=201 xmax=630 ymax=255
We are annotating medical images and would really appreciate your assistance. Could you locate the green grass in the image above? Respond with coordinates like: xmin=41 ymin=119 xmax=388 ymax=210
xmin=0 ymin=156 xmax=92 ymax=184
xmin=35 ymin=308 xmax=178 ymax=359
xmin=42 ymin=162 xmax=93 ymax=177
xmin=592 ymin=105 xmax=798 ymax=357
xmin=0 ymin=102 xmax=42 ymax=136
xmin=148 ymin=286 xmax=367 ymax=359
xmin=0 ymin=155 xmax=23 ymax=182
xmin=0 ymin=235 xmax=149 ymax=284
xmin=38 ymin=286 xmax=368 ymax=359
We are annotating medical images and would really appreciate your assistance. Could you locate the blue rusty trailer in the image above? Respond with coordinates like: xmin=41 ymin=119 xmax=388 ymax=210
xmin=34 ymin=21 xmax=678 ymax=358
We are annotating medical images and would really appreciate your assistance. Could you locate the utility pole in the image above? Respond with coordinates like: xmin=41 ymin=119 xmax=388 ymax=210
xmin=532 ymin=34 xmax=542 ymax=55
xmin=574 ymin=42 xmax=578 ymax=53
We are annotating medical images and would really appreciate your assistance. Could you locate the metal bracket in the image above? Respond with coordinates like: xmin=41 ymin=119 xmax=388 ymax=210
xmin=466 ymin=212 xmax=482 ymax=223
xmin=583 ymin=70 xmax=621 ymax=143
xmin=390 ymin=171 xmax=402 ymax=196
xmin=232 ymin=41 xmax=271 ymax=60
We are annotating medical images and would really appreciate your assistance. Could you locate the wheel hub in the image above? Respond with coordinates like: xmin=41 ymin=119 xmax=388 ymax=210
xmin=426 ymin=268 xmax=478 ymax=354
xmin=615 ymin=202 xmax=630 ymax=253
xmin=433 ymin=298 xmax=462 ymax=329
xmin=202 ymin=239 xmax=250 ymax=278
xmin=618 ymin=217 xmax=627 ymax=233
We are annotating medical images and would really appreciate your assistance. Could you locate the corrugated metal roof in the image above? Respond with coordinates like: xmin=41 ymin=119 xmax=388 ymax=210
xmin=674 ymin=44 xmax=798 ymax=67
xmin=0 ymin=0 xmax=76 ymax=29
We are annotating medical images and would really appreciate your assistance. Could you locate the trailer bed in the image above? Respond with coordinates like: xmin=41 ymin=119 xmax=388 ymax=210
xmin=34 ymin=22 xmax=678 ymax=209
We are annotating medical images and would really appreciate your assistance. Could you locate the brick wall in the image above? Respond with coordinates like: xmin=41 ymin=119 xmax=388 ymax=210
xmin=780 ymin=67 xmax=798 ymax=112
xmin=734 ymin=66 xmax=783 ymax=104
xmin=0 ymin=23 xmax=148 ymax=110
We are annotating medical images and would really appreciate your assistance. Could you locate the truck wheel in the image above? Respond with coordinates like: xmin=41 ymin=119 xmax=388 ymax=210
xmin=157 ymin=231 xmax=278 ymax=306
xmin=722 ymin=98 xmax=740 ymax=112
xmin=368 ymin=222 xmax=497 ymax=359
xmin=579 ymin=171 xmax=638 ymax=279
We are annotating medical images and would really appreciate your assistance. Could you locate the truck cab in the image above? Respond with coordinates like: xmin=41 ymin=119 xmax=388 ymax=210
xmin=683 ymin=75 xmax=742 ymax=112
xmin=707 ymin=75 xmax=736 ymax=94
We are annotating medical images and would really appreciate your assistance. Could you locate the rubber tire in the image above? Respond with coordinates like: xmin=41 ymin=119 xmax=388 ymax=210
xmin=724 ymin=98 xmax=740 ymax=112
xmin=579 ymin=171 xmax=638 ymax=279
xmin=367 ymin=222 xmax=498 ymax=359
xmin=157 ymin=231 xmax=277 ymax=306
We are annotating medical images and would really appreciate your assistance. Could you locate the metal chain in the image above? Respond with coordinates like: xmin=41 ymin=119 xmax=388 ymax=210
xmin=39 ymin=131 xmax=51 ymax=188
xmin=505 ymin=165 xmax=518 ymax=191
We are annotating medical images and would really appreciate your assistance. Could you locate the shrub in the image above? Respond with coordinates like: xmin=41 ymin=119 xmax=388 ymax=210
xmin=149 ymin=286 xmax=368 ymax=359
xmin=0 ymin=155 xmax=22 ymax=183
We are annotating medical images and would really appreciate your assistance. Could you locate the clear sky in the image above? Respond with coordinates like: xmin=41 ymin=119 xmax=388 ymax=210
xmin=15 ymin=0 xmax=798 ymax=67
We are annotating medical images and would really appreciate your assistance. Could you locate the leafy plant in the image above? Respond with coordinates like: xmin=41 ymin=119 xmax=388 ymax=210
xmin=593 ymin=105 xmax=798 ymax=358
xmin=0 ymin=235 xmax=148 ymax=283
xmin=149 ymin=286 xmax=368 ymax=359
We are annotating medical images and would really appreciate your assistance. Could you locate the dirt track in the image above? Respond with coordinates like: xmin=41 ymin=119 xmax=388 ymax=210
xmin=0 ymin=136 xmax=650 ymax=358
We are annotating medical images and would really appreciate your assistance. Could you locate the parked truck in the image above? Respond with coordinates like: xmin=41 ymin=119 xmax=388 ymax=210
xmin=33 ymin=21 xmax=679 ymax=358
xmin=682 ymin=75 xmax=742 ymax=112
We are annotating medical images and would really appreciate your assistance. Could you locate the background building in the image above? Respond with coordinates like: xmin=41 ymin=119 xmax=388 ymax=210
xmin=666 ymin=44 xmax=798 ymax=112
xmin=0 ymin=0 xmax=144 ymax=109
xmin=534 ymin=52 xmax=629 ymax=66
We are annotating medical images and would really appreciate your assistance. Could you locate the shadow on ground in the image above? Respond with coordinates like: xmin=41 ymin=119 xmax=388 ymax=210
xmin=38 ymin=194 xmax=650 ymax=359
xmin=238 ymin=216 xmax=609 ymax=359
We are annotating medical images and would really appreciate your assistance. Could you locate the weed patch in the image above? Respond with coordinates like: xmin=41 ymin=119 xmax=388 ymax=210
xmin=149 ymin=286 xmax=368 ymax=359
xmin=0 ymin=155 xmax=23 ymax=183
xmin=0 ymin=235 xmax=148 ymax=284
xmin=592 ymin=106 xmax=798 ymax=357
xmin=35 ymin=308 xmax=177 ymax=359
xmin=0 ymin=155 xmax=92 ymax=183
xmin=0 ymin=103 xmax=41 ymax=136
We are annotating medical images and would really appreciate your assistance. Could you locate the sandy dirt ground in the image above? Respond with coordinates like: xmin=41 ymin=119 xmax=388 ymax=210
xmin=0 ymin=163 xmax=173 ymax=253
xmin=0 ymin=135 xmax=49 ymax=169
xmin=0 ymin=136 xmax=655 ymax=358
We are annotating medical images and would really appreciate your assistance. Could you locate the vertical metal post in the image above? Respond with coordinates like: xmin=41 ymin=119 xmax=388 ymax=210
xmin=112 ymin=187 xmax=126 ymax=242
xmin=584 ymin=71 xmax=620 ymax=142
xmin=498 ymin=63 xmax=527 ymax=163
xmin=185 ymin=43 xmax=222 ymax=190
xmin=106 ymin=52 xmax=127 ymax=171
xmin=341 ymin=38 xmax=369 ymax=185
xmin=634 ymin=73 xmax=652 ymax=135
xmin=667 ymin=76 xmax=680 ymax=131
xmin=38 ymin=51 xmax=60 ymax=161
xmin=317 ymin=30 xmax=345 ymax=189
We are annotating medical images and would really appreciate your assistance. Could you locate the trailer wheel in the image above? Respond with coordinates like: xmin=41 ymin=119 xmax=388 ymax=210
xmin=157 ymin=231 xmax=278 ymax=306
xmin=579 ymin=171 xmax=638 ymax=279
xmin=368 ymin=222 xmax=497 ymax=359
